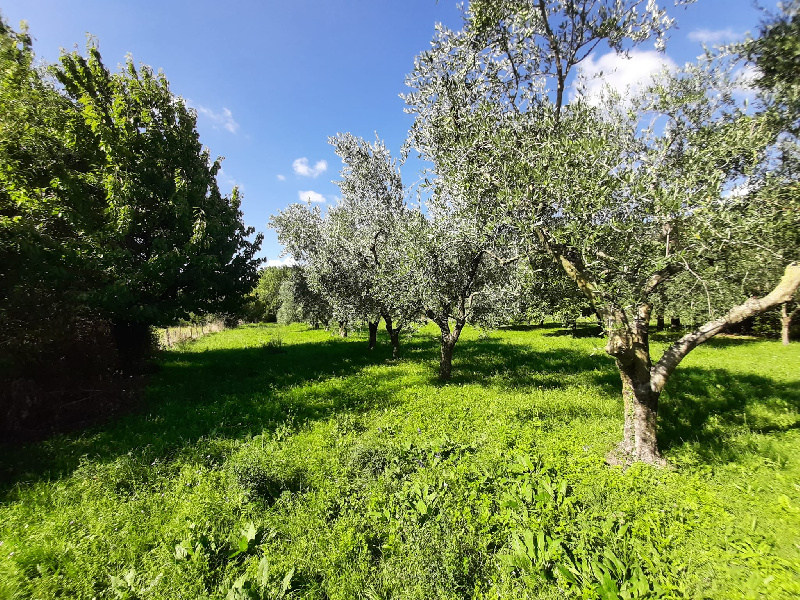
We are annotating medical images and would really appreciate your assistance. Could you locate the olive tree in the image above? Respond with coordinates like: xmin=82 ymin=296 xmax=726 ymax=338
xmin=270 ymin=203 xmax=353 ymax=334
xmin=328 ymin=133 xmax=423 ymax=355
xmin=271 ymin=134 xmax=423 ymax=354
xmin=405 ymin=192 xmax=519 ymax=379
xmin=404 ymin=0 xmax=800 ymax=464
xmin=744 ymin=0 xmax=800 ymax=343
xmin=276 ymin=267 xmax=331 ymax=328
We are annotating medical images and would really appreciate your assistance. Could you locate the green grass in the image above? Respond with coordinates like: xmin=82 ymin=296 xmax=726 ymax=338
xmin=1 ymin=323 xmax=799 ymax=599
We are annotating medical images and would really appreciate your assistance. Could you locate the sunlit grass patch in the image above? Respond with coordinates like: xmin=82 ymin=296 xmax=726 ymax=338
xmin=1 ymin=324 xmax=798 ymax=598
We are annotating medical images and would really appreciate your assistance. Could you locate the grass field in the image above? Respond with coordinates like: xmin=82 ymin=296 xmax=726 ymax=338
xmin=1 ymin=323 xmax=799 ymax=599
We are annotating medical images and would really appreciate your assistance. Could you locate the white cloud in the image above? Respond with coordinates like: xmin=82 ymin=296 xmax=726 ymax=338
xmin=298 ymin=190 xmax=326 ymax=203
xmin=192 ymin=103 xmax=240 ymax=134
xmin=266 ymin=256 xmax=297 ymax=267
xmin=292 ymin=157 xmax=327 ymax=178
xmin=735 ymin=64 xmax=759 ymax=90
xmin=276 ymin=174 xmax=286 ymax=181
xmin=688 ymin=28 xmax=743 ymax=45
xmin=572 ymin=50 xmax=677 ymax=106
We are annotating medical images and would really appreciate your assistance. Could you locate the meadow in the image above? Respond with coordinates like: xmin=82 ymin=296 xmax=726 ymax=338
xmin=1 ymin=323 xmax=799 ymax=599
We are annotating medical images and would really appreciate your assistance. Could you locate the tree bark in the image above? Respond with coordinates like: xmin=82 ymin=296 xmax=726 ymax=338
xmin=605 ymin=304 xmax=665 ymax=465
xmin=428 ymin=311 xmax=464 ymax=380
xmin=338 ymin=321 xmax=348 ymax=338
xmin=606 ymin=264 xmax=800 ymax=465
xmin=383 ymin=313 xmax=402 ymax=359
xmin=367 ymin=321 xmax=378 ymax=350
xmin=651 ymin=263 xmax=800 ymax=393
xmin=781 ymin=303 xmax=799 ymax=345
xmin=656 ymin=313 xmax=665 ymax=332
xmin=617 ymin=365 xmax=636 ymax=457
xmin=439 ymin=339 xmax=456 ymax=379
xmin=670 ymin=316 xmax=681 ymax=330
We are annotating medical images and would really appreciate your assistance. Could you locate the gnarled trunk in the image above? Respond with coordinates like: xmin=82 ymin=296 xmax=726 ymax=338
xmin=606 ymin=304 xmax=665 ymax=465
xmin=430 ymin=314 xmax=464 ymax=380
xmin=439 ymin=338 xmax=456 ymax=379
xmin=617 ymin=367 xmax=636 ymax=457
xmin=608 ymin=264 xmax=800 ymax=465
xmin=781 ymin=303 xmax=798 ymax=346
xmin=367 ymin=321 xmax=379 ymax=350
xmin=656 ymin=313 xmax=665 ymax=332
xmin=338 ymin=321 xmax=348 ymax=338
xmin=383 ymin=313 xmax=402 ymax=359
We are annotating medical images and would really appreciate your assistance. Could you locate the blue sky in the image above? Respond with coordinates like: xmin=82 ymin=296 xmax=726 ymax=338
xmin=2 ymin=0 xmax=771 ymax=264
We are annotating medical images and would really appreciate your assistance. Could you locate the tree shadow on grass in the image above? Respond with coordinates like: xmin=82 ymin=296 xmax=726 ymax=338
xmin=649 ymin=331 xmax=765 ymax=348
xmin=658 ymin=366 xmax=800 ymax=464
xmin=423 ymin=336 xmax=616 ymax=390
xmin=0 ymin=331 xmax=405 ymax=493
xmin=497 ymin=323 xmax=555 ymax=332
xmin=543 ymin=325 xmax=604 ymax=339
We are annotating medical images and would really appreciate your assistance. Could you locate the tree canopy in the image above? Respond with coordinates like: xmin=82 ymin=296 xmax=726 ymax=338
xmin=1 ymin=21 xmax=262 ymax=376
xmin=401 ymin=0 xmax=800 ymax=463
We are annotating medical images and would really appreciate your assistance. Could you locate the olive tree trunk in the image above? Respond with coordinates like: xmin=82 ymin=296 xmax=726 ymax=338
xmin=607 ymin=263 xmax=800 ymax=465
xmin=367 ymin=321 xmax=379 ymax=350
xmin=781 ymin=302 xmax=799 ymax=345
xmin=606 ymin=304 xmax=665 ymax=465
xmin=382 ymin=313 xmax=403 ymax=359
xmin=427 ymin=312 xmax=465 ymax=380
xmin=439 ymin=338 xmax=457 ymax=379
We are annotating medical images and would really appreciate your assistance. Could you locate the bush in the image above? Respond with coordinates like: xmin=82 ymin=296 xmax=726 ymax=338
xmin=227 ymin=443 xmax=309 ymax=503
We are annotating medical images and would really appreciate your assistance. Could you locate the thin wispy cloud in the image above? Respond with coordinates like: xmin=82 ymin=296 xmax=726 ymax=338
xmin=192 ymin=103 xmax=240 ymax=134
xmin=293 ymin=157 xmax=327 ymax=178
xmin=688 ymin=28 xmax=743 ymax=45
xmin=571 ymin=50 xmax=677 ymax=106
xmin=277 ymin=174 xmax=286 ymax=181
xmin=298 ymin=190 xmax=326 ymax=203
xmin=218 ymin=168 xmax=242 ymax=191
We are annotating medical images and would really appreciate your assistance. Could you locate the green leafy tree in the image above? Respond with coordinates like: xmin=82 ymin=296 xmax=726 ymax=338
xmin=0 ymin=18 xmax=105 ymax=380
xmin=1 ymin=21 xmax=262 ymax=376
xmin=53 ymin=42 xmax=263 ymax=365
xmin=246 ymin=266 xmax=292 ymax=322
